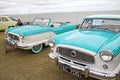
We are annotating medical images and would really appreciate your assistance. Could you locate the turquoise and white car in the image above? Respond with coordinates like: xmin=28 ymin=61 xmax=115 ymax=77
xmin=49 ymin=14 xmax=120 ymax=80
xmin=5 ymin=18 xmax=76 ymax=53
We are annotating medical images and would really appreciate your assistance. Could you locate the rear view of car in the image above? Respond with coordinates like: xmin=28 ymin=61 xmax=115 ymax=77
xmin=0 ymin=16 xmax=17 ymax=31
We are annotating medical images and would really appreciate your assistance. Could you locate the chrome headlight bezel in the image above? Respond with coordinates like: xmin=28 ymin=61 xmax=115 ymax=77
xmin=48 ymin=39 xmax=55 ymax=48
xmin=19 ymin=34 xmax=24 ymax=39
xmin=100 ymin=49 xmax=113 ymax=62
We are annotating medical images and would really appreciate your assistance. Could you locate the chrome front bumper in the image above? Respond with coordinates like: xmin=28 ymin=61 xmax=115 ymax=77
xmin=58 ymin=60 xmax=118 ymax=80
xmin=5 ymin=38 xmax=17 ymax=48
xmin=5 ymin=38 xmax=30 ymax=49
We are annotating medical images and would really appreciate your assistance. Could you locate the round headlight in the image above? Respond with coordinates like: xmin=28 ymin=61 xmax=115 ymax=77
xmin=100 ymin=50 xmax=113 ymax=62
xmin=49 ymin=39 xmax=55 ymax=48
xmin=19 ymin=34 xmax=24 ymax=39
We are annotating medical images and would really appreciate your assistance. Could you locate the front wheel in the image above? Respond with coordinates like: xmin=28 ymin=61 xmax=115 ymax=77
xmin=32 ymin=44 xmax=43 ymax=53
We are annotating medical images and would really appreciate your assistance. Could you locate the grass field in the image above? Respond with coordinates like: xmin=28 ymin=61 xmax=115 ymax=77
xmin=0 ymin=31 xmax=119 ymax=80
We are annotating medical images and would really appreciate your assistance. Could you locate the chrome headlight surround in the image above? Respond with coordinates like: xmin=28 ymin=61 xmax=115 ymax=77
xmin=19 ymin=34 xmax=24 ymax=39
xmin=48 ymin=39 xmax=55 ymax=48
xmin=100 ymin=49 xmax=113 ymax=62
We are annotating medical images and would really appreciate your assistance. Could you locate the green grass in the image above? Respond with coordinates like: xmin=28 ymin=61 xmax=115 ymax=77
xmin=0 ymin=32 xmax=119 ymax=80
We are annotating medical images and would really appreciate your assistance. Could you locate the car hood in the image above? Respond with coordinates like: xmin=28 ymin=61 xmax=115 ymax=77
xmin=53 ymin=30 xmax=119 ymax=55
xmin=6 ymin=25 xmax=50 ymax=36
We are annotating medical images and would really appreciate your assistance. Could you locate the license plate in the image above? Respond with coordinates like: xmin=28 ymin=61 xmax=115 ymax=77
xmin=58 ymin=63 xmax=81 ymax=78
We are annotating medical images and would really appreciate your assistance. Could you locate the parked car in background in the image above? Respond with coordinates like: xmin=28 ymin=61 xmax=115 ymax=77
xmin=49 ymin=14 xmax=120 ymax=80
xmin=0 ymin=16 xmax=17 ymax=31
xmin=5 ymin=18 xmax=76 ymax=53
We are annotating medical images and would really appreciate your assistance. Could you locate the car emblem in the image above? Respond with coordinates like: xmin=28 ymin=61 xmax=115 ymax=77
xmin=71 ymin=51 xmax=76 ymax=57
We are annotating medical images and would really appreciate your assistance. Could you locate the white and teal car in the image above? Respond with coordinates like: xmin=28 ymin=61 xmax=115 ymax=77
xmin=5 ymin=18 xmax=76 ymax=53
xmin=49 ymin=14 xmax=120 ymax=80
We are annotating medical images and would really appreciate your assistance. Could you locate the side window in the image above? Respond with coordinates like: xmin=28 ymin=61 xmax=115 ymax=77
xmin=9 ymin=17 xmax=17 ymax=21
xmin=2 ymin=17 xmax=9 ymax=22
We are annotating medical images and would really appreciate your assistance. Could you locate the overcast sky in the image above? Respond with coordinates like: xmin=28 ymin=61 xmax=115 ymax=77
xmin=0 ymin=0 xmax=120 ymax=15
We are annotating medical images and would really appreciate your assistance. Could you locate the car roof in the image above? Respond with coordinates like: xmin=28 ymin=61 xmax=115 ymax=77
xmin=85 ymin=14 xmax=120 ymax=19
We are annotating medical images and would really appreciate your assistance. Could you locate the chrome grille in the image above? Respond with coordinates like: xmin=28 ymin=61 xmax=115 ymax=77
xmin=8 ymin=34 xmax=19 ymax=41
xmin=57 ymin=47 xmax=94 ymax=64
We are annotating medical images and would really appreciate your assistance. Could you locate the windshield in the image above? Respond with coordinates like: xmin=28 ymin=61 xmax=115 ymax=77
xmin=80 ymin=18 xmax=120 ymax=33
xmin=32 ymin=18 xmax=50 ymax=26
